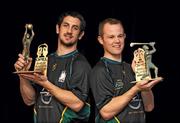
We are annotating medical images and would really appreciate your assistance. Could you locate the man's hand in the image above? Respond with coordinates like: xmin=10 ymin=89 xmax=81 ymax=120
xmin=135 ymin=77 xmax=163 ymax=91
xmin=14 ymin=53 xmax=32 ymax=71
xmin=19 ymin=73 xmax=48 ymax=86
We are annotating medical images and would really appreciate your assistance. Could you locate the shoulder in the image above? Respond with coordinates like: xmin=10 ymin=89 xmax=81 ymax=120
xmin=72 ymin=53 xmax=91 ymax=71
xmin=48 ymin=52 xmax=56 ymax=58
xmin=90 ymin=61 xmax=111 ymax=87
xmin=74 ymin=53 xmax=91 ymax=66
xmin=91 ymin=61 xmax=107 ymax=75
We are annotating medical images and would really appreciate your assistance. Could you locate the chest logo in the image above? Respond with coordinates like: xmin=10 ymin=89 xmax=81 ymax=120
xmin=58 ymin=70 xmax=66 ymax=83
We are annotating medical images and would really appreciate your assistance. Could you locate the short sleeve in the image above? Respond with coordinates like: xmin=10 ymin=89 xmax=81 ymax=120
xmin=90 ymin=63 xmax=115 ymax=110
xmin=68 ymin=56 xmax=91 ymax=102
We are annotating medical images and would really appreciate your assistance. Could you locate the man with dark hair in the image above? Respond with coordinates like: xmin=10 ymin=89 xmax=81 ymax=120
xmin=14 ymin=11 xmax=91 ymax=123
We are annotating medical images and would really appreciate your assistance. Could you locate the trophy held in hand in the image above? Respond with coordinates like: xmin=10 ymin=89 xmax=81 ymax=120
xmin=14 ymin=43 xmax=48 ymax=75
xmin=14 ymin=24 xmax=48 ymax=75
xmin=130 ymin=42 xmax=163 ymax=83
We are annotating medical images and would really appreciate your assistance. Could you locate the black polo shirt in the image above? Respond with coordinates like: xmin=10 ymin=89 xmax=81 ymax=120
xmin=90 ymin=57 xmax=145 ymax=123
xmin=34 ymin=50 xmax=91 ymax=123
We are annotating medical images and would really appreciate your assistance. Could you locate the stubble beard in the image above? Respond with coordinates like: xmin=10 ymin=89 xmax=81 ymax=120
xmin=60 ymin=39 xmax=77 ymax=47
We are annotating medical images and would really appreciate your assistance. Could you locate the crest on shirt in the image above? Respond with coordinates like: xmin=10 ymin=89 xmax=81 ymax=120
xmin=115 ymin=79 xmax=124 ymax=90
xmin=128 ymin=94 xmax=142 ymax=109
xmin=40 ymin=88 xmax=52 ymax=105
xmin=58 ymin=70 xmax=66 ymax=83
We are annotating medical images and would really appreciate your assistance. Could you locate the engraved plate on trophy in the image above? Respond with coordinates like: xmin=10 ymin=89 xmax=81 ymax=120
xmin=133 ymin=48 xmax=148 ymax=81
xmin=130 ymin=42 xmax=161 ymax=82
xmin=34 ymin=43 xmax=48 ymax=76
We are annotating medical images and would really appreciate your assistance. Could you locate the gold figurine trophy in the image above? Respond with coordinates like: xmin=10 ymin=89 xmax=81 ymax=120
xmin=33 ymin=43 xmax=48 ymax=75
xmin=130 ymin=42 xmax=163 ymax=83
xmin=14 ymin=24 xmax=48 ymax=75
xmin=22 ymin=24 xmax=34 ymax=62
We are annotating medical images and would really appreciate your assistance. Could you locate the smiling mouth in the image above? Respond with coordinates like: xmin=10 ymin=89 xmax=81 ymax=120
xmin=113 ymin=45 xmax=121 ymax=48
xmin=64 ymin=33 xmax=73 ymax=38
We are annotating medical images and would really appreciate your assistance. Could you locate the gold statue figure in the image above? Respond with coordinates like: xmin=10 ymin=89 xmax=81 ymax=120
xmin=13 ymin=24 xmax=48 ymax=75
xmin=22 ymin=24 xmax=35 ymax=61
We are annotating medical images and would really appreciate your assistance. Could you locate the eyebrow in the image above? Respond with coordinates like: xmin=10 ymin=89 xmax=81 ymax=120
xmin=62 ymin=21 xmax=80 ymax=28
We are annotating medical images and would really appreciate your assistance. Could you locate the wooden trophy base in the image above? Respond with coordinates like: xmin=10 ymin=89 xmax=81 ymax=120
xmin=130 ymin=77 xmax=163 ymax=83
xmin=13 ymin=70 xmax=43 ymax=74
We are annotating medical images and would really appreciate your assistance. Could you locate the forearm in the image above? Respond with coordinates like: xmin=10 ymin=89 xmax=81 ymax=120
xmin=141 ymin=90 xmax=154 ymax=112
xmin=42 ymin=81 xmax=84 ymax=112
xmin=100 ymin=86 xmax=139 ymax=120
xmin=19 ymin=77 xmax=36 ymax=106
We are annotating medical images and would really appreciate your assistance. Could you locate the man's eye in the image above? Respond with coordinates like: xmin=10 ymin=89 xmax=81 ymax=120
xmin=62 ymin=24 xmax=68 ymax=27
xmin=73 ymin=26 xmax=79 ymax=30
xmin=108 ymin=36 xmax=114 ymax=39
xmin=118 ymin=34 xmax=125 ymax=38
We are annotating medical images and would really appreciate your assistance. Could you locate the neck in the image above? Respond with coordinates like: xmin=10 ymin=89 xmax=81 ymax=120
xmin=56 ymin=43 xmax=77 ymax=56
xmin=104 ymin=54 xmax=122 ymax=62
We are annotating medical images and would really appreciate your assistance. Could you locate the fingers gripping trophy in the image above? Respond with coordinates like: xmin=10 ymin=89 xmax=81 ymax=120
xmin=130 ymin=42 xmax=163 ymax=83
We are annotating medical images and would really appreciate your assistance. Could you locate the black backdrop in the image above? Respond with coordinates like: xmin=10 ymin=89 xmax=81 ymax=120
xmin=1 ymin=0 xmax=179 ymax=123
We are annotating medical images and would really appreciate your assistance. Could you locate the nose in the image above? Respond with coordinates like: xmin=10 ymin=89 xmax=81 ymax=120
xmin=114 ymin=37 xmax=120 ymax=43
xmin=67 ymin=27 xmax=72 ymax=33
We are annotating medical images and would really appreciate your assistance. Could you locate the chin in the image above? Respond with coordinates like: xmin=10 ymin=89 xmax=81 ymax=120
xmin=112 ymin=50 xmax=122 ymax=55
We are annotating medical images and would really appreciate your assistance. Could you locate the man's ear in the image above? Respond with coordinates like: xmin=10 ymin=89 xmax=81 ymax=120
xmin=78 ymin=31 xmax=85 ymax=40
xmin=124 ymin=33 xmax=126 ymax=39
xmin=56 ymin=24 xmax=59 ymax=34
xmin=98 ymin=35 xmax=103 ymax=45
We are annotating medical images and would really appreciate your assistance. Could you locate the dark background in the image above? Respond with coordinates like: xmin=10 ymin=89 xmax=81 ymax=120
xmin=1 ymin=0 xmax=179 ymax=122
